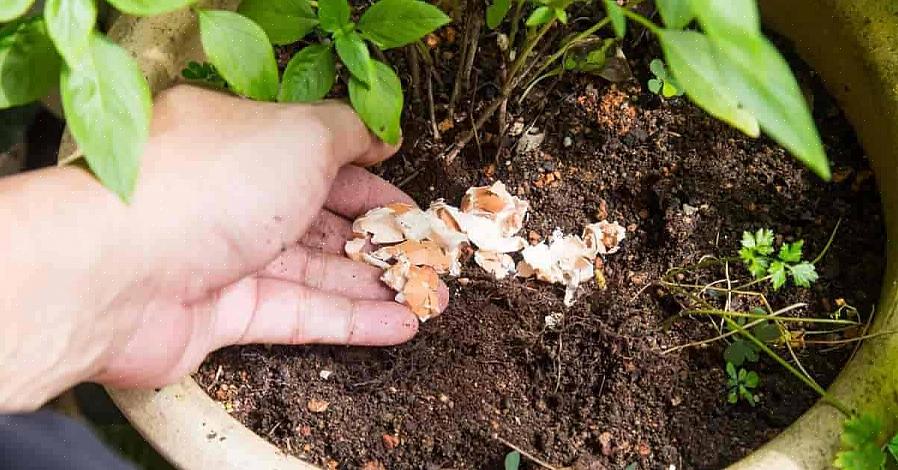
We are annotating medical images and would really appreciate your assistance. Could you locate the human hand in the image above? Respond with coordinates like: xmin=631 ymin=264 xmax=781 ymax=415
xmin=0 ymin=86 xmax=447 ymax=410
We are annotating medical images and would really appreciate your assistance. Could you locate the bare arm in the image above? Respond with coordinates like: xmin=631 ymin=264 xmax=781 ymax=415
xmin=0 ymin=86 xmax=444 ymax=412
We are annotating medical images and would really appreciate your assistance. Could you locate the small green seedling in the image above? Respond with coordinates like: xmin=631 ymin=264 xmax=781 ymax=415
xmin=180 ymin=61 xmax=226 ymax=89
xmin=724 ymin=314 xmax=780 ymax=367
xmin=504 ymin=450 xmax=521 ymax=470
xmin=525 ymin=0 xmax=573 ymax=26
xmin=647 ymin=58 xmax=683 ymax=98
xmin=833 ymin=414 xmax=898 ymax=470
xmin=739 ymin=229 xmax=819 ymax=290
xmin=726 ymin=362 xmax=759 ymax=406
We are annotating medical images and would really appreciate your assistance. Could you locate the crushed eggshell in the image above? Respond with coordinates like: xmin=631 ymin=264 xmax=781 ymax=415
xmin=344 ymin=181 xmax=627 ymax=318
xmin=583 ymin=220 xmax=627 ymax=255
xmin=474 ymin=251 xmax=516 ymax=280
xmin=460 ymin=181 xmax=529 ymax=237
xmin=351 ymin=203 xmax=417 ymax=244
xmin=397 ymin=265 xmax=442 ymax=321
xmin=372 ymin=240 xmax=452 ymax=274
xmin=518 ymin=229 xmax=596 ymax=306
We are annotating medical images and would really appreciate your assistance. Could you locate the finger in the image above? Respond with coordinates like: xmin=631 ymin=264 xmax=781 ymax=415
xmin=305 ymin=101 xmax=400 ymax=167
xmin=299 ymin=209 xmax=354 ymax=255
xmin=325 ymin=165 xmax=416 ymax=219
xmin=259 ymin=245 xmax=396 ymax=301
xmin=213 ymin=277 xmax=419 ymax=347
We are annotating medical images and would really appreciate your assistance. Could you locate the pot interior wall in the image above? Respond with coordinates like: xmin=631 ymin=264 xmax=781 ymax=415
xmin=732 ymin=1 xmax=898 ymax=468
xmin=54 ymin=0 xmax=898 ymax=469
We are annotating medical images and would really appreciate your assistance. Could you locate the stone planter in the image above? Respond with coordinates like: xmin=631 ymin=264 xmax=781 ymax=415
xmin=58 ymin=0 xmax=898 ymax=468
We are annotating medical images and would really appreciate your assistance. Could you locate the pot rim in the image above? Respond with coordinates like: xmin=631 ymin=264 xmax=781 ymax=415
xmin=61 ymin=0 xmax=898 ymax=468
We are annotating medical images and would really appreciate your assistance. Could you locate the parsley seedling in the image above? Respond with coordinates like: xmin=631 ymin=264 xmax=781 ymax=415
xmin=739 ymin=229 xmax=819 ymax=290
xmin=648 ymin=58 xmax=683 ymax=98
xmin=835 ymin=414 xmax=889 ymax=469
xmin=724 ymin=313 xmax=780 ymax=367
xmin=726 ymin=362 xmax=760 ymax=406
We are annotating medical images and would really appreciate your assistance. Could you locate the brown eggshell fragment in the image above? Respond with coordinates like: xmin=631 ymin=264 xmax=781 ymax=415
xmin=460 ymin=181 xmax=529 ymax=237
xmin=402 ymin=265 xmax=442 ymax=321
xmin=474 ymin=250 xmax=516 ymax=280
xmin=517 ymin=229 xmax=600 ymax=306
xmin=583 ymin=220 xmax=627 ymax=255
xmin=344 ymin=238 xmax=367 ymax=262
xmin=381 ymin=260 xmax=410 ymax=293
xmin=352 ymin=207 xmax=406 ymax=244
xmin=373 ymin=240 xmax=452 ymax=274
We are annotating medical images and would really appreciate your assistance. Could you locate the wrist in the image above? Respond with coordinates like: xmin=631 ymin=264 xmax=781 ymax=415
xmin=0 ymin=166 xmax=127 ymax=411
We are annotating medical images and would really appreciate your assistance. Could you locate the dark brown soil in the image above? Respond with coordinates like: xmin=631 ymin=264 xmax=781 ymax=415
xmin=195 ymin=23 xmax=885 ymax=470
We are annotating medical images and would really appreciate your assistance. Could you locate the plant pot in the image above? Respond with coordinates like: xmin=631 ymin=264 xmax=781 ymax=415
xmin=56 ymin=0 xmax=898 ymax=468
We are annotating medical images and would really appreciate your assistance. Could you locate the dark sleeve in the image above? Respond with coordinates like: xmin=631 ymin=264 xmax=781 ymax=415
xmin=0 ymin=411 xmax=134 ymax=470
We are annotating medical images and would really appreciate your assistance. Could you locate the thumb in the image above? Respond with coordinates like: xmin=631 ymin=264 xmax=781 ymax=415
xmin=303 ymin=100 xmax=401 ymax=167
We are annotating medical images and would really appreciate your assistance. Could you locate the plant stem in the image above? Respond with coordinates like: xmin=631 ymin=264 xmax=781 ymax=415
xmin=812 ymin=219 xmax=842 ymax=265
xmin=725 ymin=317 xmax=853 ymax=416
xmin=507 ymin=0 xmax=527 ymax=59
xmin=803 ymin=329 xmax=898 ymax=345
xmin=507 ymin=19 xmax=556 ymax=88
xmin=621 ymin=8 xmax=660 ymax=34
xmin=684 ymin=308 xmax=860 ymax=325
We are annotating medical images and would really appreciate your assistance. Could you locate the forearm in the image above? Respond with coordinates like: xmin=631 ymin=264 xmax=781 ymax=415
xmin=0 ymin=166 xmax=127 ymax=412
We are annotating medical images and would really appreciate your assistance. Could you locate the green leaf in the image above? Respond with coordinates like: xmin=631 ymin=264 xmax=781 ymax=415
xmin=603 ymin=0 xmax=626 ymax=38
xmin=648 ymin=78 xmax=662 ymax=94
xmin=692 ymin=0 xmax=759 ymax=37
xmin=886 ymin=433 xmax=898 ymax=463
xmin=751 ymin=322 xmax=780 ymax=343
xmin=657 ymin=30 xmax=759 ymax=138
xmin=349 ymin=60 xmax=402 ymax=145
xmin=237 ymin=0 xmax=317 ymax=45
xmin=278 ymin=44 xmax=336 ymax=103
xmin=727 ymin=389 xmax=738 ymax=404
xmin=45 ymin=0 xmax=97 ymax=66
xmin=60 ymin=33 xmax=151 ymax=202
xmin=835 ymin=415 xmax=887 ymax=470
xmin=740 ymin=386 xmax=757 ymax=406
xmin=358 ymin=0 xmax=450 ymax=49
xmin=769 ymin=260 xmax=787 ymax=290
xmin=105 ymin=0 xmax=196 ymax=16
xmin=526 ymin=6 xmax=554 ymax=27
xmin=834 ymin=444 xmax=887 ymax=470
xmin=741 ymin=230 xmax=758 ymax=249
xmin=554 ymin=7 xmax=568 ymax=24
xmin=0 ymin=0 xmax=35 ymax=22
xmin=789 ymin=262 xmax=818 ymax=288
xmin=778 ymin=240 xmax=804 ymax=263
xmin=317 ymin=0 xmax=350 ymax=33
xmin=0 ymin=17 xmax=62 ymax=109
xmin=649 ymin=58 xmax=667 ymax=79
xmin=704 ymin=31 xmax=829 ymax=179
xmin=335 ymin=31 xmax=373 ymax=85
xmin=755 ymin=229 xmax=775 ymax=253
xmin=724 ymin=339 xmax=758 ymax=367
xmin=741 ymin=249 xmax=769 ymax=279
xmin=725 ymin=361 xmax=737 ymax=380
xmin=842 ymin=415 xmax=883 ymax=449
xmin=504 ymin=450 xmax=521 ymax=470
xmin=486 ymin=0 xmax=511 ymax=30
xmin=180 ymin=61 xmax=225 ymax=88
xmin=661 ymin=79 xmax=679 ymax=98
xmin=743 ymin=370 xmax=759 ymax=388
xmin=563 ymin=38 xmax=613 ymax=75
xmin=656 ymin=0 xmax=693 ymax=29
xmin=198 ymin=9 xmax=279 ymax=101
